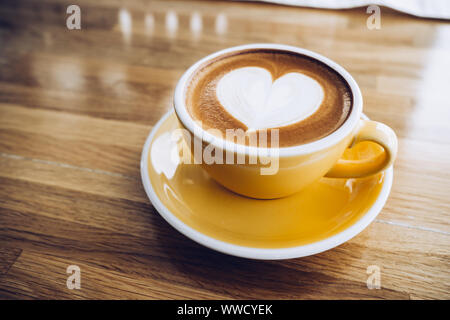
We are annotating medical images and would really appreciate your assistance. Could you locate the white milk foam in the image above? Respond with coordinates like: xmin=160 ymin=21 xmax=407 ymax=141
xmin=216 ymin=67 xmax=324 ymax=131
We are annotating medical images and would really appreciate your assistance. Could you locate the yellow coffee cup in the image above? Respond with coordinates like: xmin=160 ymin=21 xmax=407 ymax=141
xmin=174 ymin=44 xmax=398 ymax=199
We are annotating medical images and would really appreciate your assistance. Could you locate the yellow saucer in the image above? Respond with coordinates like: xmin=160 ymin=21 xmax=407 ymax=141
xmin=140 ymin=111 xmax=393 ymax=260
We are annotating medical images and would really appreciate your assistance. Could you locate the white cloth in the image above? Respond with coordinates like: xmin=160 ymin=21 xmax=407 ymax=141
xmin=239 ymin=0 xmax=450 ymax=19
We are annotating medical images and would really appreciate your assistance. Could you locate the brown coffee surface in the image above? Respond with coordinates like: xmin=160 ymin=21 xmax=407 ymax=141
xmin=185 ymin=49 xmax=352 ymax=147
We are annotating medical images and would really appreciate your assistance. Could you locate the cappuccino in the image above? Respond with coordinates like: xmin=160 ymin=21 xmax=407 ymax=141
xmin=185 ymin=49 xmax=352 ymax=147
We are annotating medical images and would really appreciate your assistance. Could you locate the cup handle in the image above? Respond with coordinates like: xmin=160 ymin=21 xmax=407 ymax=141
xmin=325 ymin=119 xmax=398 ymax=178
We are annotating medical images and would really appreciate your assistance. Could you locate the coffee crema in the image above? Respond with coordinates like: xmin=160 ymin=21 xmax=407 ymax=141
xmin=185 ymin=49 xmax=353 ymax=147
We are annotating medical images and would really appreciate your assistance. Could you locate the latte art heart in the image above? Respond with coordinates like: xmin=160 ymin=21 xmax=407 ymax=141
xmin=216 ymin=67 xmax=324 ymax=131
xmin=186 ymin=49 xmax=352 ymax=147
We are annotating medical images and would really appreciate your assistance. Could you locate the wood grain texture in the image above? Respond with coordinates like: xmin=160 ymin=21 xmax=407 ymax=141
xmin=0 ymin=0 xmax=449 ymax=299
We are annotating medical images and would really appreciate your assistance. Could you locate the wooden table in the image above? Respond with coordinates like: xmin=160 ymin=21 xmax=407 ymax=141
xmin=0 ymin=0 xmax=449 ymax=300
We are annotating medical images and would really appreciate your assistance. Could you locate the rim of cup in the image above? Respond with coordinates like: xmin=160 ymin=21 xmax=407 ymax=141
xmin=173 ymin=43 xmax=363 ymax=158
